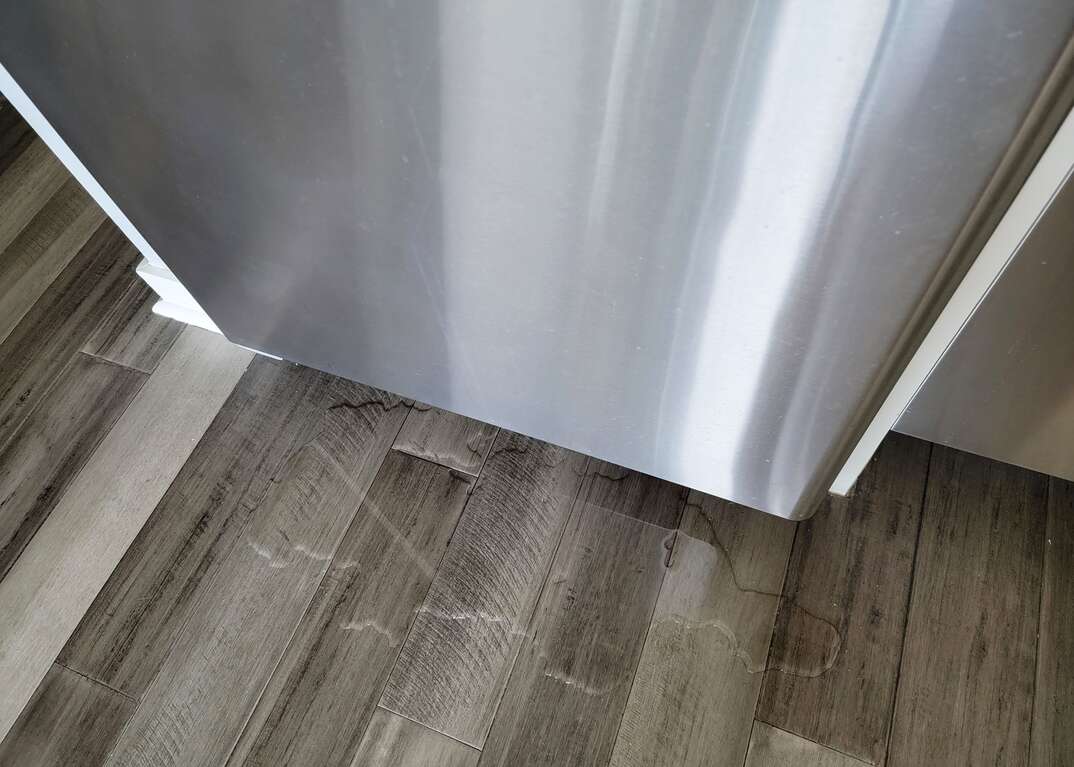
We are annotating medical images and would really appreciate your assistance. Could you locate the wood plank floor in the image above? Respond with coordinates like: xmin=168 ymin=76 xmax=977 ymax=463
xmin=1 ymin=101 xmax=1070 ymax=766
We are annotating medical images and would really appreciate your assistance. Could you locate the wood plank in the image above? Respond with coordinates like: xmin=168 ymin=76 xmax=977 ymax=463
xmin=0 ymin=138 xmax=68 ymax=254
xmin=757 ymin=434 xmax=931 ymax=764
xmin=745 ymin=722 xmax=870 ymax=767
xmin=382 ymin=432 xmax=588 ymax=747
xmin=0 ymin=99 xmax=35 ymax=178
xmin=609 ymin=492 xmax=796 ymax=767
xmin=581 ymin=460 xmax=687 ymax=529
xmin=59 ymin=358 xmax=363 ymax=696
xmin=350 ymin=709 xmax=479 ymax=767
xmin=0 ymin=663 xmax=136 ymax=767
xmin=479 ymin=475 xmax=677 ymax=766
xmin=887 ymin=447 xmax=1046 ymax=767
xmin=228 ymin=450 xmax=472 ymax=766
xmin=393 ymin=402 xmax=498 ymax=475
xmin=0 ymin=354 xmax=145 ymax=582
xmin=105 ymin=383 xmax=408 ymax=767
xmin=1031 ymin=477 xmax=1074 ymax=766
xmin=82 ymin=277 xmax=183 ymax=372
xmin=0 ymin=221 xmax=137 ymax=451
xmin=0 ymin=328 xmax=252 ymax=741
xmin=0 ymin=178 xmax=105 ymax=345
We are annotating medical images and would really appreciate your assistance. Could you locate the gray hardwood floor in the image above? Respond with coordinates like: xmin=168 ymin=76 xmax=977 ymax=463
xmin=0 ymin=101 xmax=1070 ymax=766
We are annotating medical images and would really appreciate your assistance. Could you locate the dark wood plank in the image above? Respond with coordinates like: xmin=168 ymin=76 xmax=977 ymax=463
xmin=0 ymin=178 xmax=105 ymax=345
xmin=0 ymin=138 xmax=68 ymax=254
xmin=229 ymin=451 xmax=472 ymax=766
xmin=0 ymin=221 xmax=137 ymax=452
xmin=394 ymin=402 xmax=498 ymax=475
xmin=887 ymin=447 xmax=1046 ymax=767
xmin=82 ymin=277 xmax=182 ymax=373
xmin=352 ymin=709 xmax=480 ymax=767
xmin=580 ymin=460 xmax=687 ymax=529
xmin=745 ymin=722 xmax=870 ymax=767
xmin=382 ymin=432 xmax=587 ymax=747
xmin=59 ymin=359 xmax=389 ymax=697
xmin=0 ymin=354 xmax=144 ymax=582
xmin=0 ymin=663 xmax=135 ymax=767
xmin=478 ymin=469 xmax=680 ymax=766
xmin=105 ymin=382 xmax=407 ymax=767
xmin=1032 ymin=477 xmax=1074 ymax=766
xmin=610 ymin=492 xmax=796 ymax=767
xmin=0 ymin=99 xmax=35 ymax=178
xmin=758 ymin=434 xmax=930 ymax=764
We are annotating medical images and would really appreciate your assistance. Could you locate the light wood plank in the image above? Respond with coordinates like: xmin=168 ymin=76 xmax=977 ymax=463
xmin=1031 ymin=477 xmax=1074 ymax=766
xmin=60 ymin=358 xmax=361 ymax=696
xmin=479 ymin=480 xmax=676 ymax=766
xmin=82 ymin=277 xmax=183 ymax=372
xmin=0 ymin=328 xmax=252 ymax=741
xmin=887 ymin=447 xmax=1046 ymax=767
xmin=228 ymin=450 xmax=472 ymax=766
xmin=0 ymin=354 xmax=144 ymax=581
xmin=0 ymin=663 xmax=136 ymax=767
xmin=0 ymin=178 xmax=105 ymax=346
xmin=0 ymin=221 xmax=137 ymax=451
xmin=582 ymin=460 xmax=686 ymax=529
xmin=394 ymin=402 xmax=498 ymax=475
xmin=0 ymin=138 xmax=68 ymax=254
xmin=758 ymin=434 xmax=930 ymax=764
xmin=0 ymin=99 xmax=35 ymax=178
xmin=382 ymin=432 xmax=587 ymax=747
xmin=610 ymin=492 xmax=796 ymax=767
xmin=351 ymin=709 xmax=479 ymax=767
xmin=745 ymin=722 xmax=869 ymax=767
xmin=105 ymin=383 xmax=407 ymax=767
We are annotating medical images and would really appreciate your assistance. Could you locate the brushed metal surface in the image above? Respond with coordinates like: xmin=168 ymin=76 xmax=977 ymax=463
xmin=897 ymin=169 xmax=1074 ymax=482
xmin=1 ymin=1 xmax=1071 ymax=518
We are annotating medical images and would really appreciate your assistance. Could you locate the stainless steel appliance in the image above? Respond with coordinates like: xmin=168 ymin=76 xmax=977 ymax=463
xmin=2 ymin=1 xmax=1072 ymax=518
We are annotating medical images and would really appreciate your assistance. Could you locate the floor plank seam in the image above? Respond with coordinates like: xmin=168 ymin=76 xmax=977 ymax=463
xmin=53 ymin=660 xmax=138 ymax=703
xmin=376 ymin=704 xmax=482 ymax=754
xmin=880 ymin=443 xmax=934 ymax=767
xmin=757 ymin=721 xmax=874 ymax=766
xmin=1027 ymin=476 xmax=1052 ymax=767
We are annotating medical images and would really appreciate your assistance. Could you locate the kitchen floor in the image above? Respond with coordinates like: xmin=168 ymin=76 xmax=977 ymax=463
xmin=0 ymin=101 xmax=1069 ymax=767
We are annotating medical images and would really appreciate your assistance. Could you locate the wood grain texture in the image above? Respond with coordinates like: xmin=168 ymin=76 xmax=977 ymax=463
xmin=745 ymin=722 xmax=869 ymax=767
xmin=60 ymin=359 xmax=363 ymax=696
xmin=0 ymin=354 xmax=144 ymax=582
xmin=0 ymin=664 xmax=135 ymax=767
xmin=0 ymin=221 xmax=137 ymax=452
xmin=105 ymin=383 xmax=407 ymax=767
xmin=229 ymin=451 xmax=472 ymax=767
xmin=758 ymin=434 xmax=931 ymax=764
xmin=0 ymin=99 xmax=35 ymax=178
xmin=0 ymin=178 xmax=105 ymax=346
xmin=82 ymin=277 xmax=182 ymax=372
xmin=394 ymin=402 xmax=498 ymax=475
xmin=0 ymin=138 xmax=68 ymax=254
xmin=1031 ymin=477 xmax=1074 ymax=766
xmin=0 ymin=328 xmax=252 ymax=742
xmin=610 ymin=492 xmax=796 ymax=767
xmin=351 ymin=709 xmax=479 ymax=767
xmin=382 ymin=432 xmax=588 ymax=747
xmin=887 ymin=447 xmax=1046 ymax=767
xmin=581 ymin=460 xmax=687 ymax=529
xmin=479 ymin=483 xmax=675 ymax=767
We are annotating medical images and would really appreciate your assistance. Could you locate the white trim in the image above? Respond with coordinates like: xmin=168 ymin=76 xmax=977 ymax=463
xmin=830 ymin=106 xmax=1074 ymax=495
xmin=0 ymin=61 xmax=167 ymax=268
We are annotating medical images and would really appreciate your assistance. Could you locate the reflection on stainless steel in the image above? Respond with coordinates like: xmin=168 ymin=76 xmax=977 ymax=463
xmin=2 ymin=2 xmax=1071 ymax=518
xmin=897 ymin=169 xmax=1074 ymax=481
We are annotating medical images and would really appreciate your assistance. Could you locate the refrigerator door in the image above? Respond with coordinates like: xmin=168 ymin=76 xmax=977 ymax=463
xmin=2 ymin=1 xmax=1071 ymax=518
